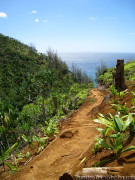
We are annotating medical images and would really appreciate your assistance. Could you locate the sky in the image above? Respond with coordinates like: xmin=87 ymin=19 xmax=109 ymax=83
xmin=0 ymin=0 xmax=135 ymax=53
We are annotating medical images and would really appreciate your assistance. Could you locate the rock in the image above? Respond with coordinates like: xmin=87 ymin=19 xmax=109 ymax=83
xmin=59 ymin=173 xmax=73 ymax=180
xmin=101 ymin=93 xmax=113 ymax=104
xmin=97 ymin=84 xmax=106 ymax=91
xmin=60 ymin=130 xmax=74 ymax=138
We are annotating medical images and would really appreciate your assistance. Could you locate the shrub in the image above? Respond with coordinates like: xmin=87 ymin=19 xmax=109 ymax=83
xmin=95 ymin=61 xmax=108 ymax=83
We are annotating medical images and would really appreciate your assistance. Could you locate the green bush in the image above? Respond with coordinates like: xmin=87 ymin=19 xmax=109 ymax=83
xmin=97 ymin=60 xmax=135 ymax=87
xmin=19 ymin=103 xmax=41 ymax=129
xmin=95 ymin=61 xmax=108 ymax=83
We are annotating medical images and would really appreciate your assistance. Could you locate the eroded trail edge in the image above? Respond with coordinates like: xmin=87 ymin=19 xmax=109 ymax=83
xmin=8 ymin=89 xmax=104 ymax=180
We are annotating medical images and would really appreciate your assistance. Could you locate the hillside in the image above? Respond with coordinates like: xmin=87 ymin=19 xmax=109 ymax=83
xmin=0 ymin=33 xmax=69 ymax=108
xmin=1 ymin=34 xmax=135 ymax=179
xmin=0 ymin=34 xmax=93 ymax=179
xmin=1 ymin=88 xmax=104 ymax=180
xmin=2 ymin=80 xmax=135 ymax=180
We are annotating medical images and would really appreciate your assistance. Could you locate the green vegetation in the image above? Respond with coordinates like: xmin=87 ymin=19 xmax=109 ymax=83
xmin=0 ymin=33 xmax=93 ymax=172
xmin=92 ymin=85 xmax=135 ymax=166
xmin=96 ymin=60 xmax=135 ymax=87
xmin=109 ymin=84 xmax=118 ymax=103
xmin=95 ymin=61 xmax=108 ymax=83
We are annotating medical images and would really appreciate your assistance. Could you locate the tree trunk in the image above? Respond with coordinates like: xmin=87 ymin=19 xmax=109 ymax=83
xmin=42 ymin=95 xmax=46 ymax=121
xmin=114 ymin=59 xmax=127 ymax=91
xmin=52 ymin=96 xmax=57 ymax=115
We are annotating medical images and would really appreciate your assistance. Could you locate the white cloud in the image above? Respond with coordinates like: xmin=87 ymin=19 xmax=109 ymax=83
xmin=43 ymin=20 xmax=48 ymax=23
xmin=35 ymin=18 xmax=39 ymax=22
xmin=105 ymin=17 xmax=117 ymax=20
xmin=89 ymin=17 xmax=97 ymax=21
xmin=32 ymin=10 xmax=37 ymax=14
xmin=0 ymin=12 xmax=7 ymax=18
xmin=129 ymin=32 xmax=135 ymax=36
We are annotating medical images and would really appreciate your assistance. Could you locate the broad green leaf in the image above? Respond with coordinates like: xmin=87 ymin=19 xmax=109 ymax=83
xmin=109 ymin=137 xmax=115 ymax=151
xmin=45 ymin=121 xmax=49 ymax=126
xmin=94 ymin=117 xmax=114 ymax=131
xmin=37 ymin=146 xmax=44 ymax=154
xmin=117 ymin=144 xmax=123 ymax=152
xmin=26 ymin=151 xmax=30 ymax=160
xmin=94 ymin=158 xmax=111 ymax=167
xmin=120 ymin=91 xmax=124 ymax=97
xmin=115 ymin=115 xmax=123 ymax=131
xmin=96 ymin=138 xmax=111 ymax=150
xmin=4 ymin=141 xmax=18 ymax=160
xmin=5 ymin=162 xmax=18 ymax=171
xmin=105 ymin=127 xmax=110 ymax=136
xmin=116 ymin=133 xmax=122 ymax=151
xmin=97 ymin=128 xmax=105 ymax=137
xmin=109 ymin=134 xmax=117 ymax=138
xmin=109 ymin=113 xmax=114 ymax=120
xmin=123 ymin=113 xmax=134 ymax=131
xmin=92 ymin=143 xmax=101 ymax=154
xmin=16 ymin=153 xmax=24 ymax=158
xmin=122 ymin=145 xmax=135 ymax=153
xmin=98 ymin=113 xmax=105 ymax=118
xmin=22 ymin=134 xmax=28 ymax=142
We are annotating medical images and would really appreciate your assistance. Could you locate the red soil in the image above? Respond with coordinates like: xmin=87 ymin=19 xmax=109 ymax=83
xmin=1 ymin=82 xmax=135 ymax=180
xmin=3 ymin=89 xmax=104 ymax=180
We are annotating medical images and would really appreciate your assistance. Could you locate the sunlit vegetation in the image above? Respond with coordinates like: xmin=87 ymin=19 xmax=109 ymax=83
xmin=96 ymin=60 xmax=135 ymax=87
xmin=92 ymin=85 xmax=135 ymax=167
xmin=0 ymin=33 xmax=93 ymax=172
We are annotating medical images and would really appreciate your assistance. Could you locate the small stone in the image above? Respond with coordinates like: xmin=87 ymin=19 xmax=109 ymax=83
xmin=60 ymin=130 xmax=73 ymax=138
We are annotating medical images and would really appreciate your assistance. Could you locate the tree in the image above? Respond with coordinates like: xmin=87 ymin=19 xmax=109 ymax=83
xmin=24 ymin=70 xmax=56 ymax=122
xmin=95 ymin=61 xmax=108 ymax=83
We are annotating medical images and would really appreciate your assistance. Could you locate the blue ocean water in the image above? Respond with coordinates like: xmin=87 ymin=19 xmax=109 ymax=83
xmin=59 ymin=52 xmax=135 ymax=83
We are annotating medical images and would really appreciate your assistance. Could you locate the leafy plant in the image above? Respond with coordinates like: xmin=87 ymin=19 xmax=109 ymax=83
xmin=111 ymin=103 xmax=130 ymax=115
xmin=95 ymin=132 xmax=135 ymax=166
xmin=132 ymin=98 xmax=135 ymax=106
xmin=0 ymin=140 xmax=19 ymax=171
xmin=93 ymin=108 xmax=135 ymax=167
xmin=14 ymin=151 xmax=30 ymax=166
xmin=32 ymin=135 xmax=48 ymax=154
xmin=110 ymin=85 xmax=118 ymax=103
xmin=40 ymin=119 xmax=59 ymax=137
xmin=94 ymin=112 xmax=134 ymax=133
xmin=25 ymin=151 xmax=30 ymax=160
xmin=22 ymin=134 xmax=33 ymax=147
xmin=117 ymin=90 xmax=124 ymax=98
xmin=92 ymin=143 xmax=101 ymax=154
xmin=97 ymin=127 xmax=110 ymax=138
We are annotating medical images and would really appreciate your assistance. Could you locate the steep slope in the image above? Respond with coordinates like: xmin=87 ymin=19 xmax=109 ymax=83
xmin=7 ymin=89 xmax=104 ymax=180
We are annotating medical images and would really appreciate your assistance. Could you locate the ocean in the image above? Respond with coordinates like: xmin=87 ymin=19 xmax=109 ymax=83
xmin=59 ymin=52 xmax=135 ymax=84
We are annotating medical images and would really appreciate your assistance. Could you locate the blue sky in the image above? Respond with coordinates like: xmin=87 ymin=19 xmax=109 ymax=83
xmin=0 ymin=0 xmax=135 ymax=53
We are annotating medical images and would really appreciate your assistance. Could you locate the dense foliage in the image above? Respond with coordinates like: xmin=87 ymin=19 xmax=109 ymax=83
xmin=0 ymin=33 xmax=93 ymax=171
xmin=95 ymin=61 xmax=108 ymax=83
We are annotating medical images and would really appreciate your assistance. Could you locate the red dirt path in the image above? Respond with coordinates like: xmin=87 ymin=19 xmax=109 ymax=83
xmin=7 ymin=89 xmax=104 ymax=180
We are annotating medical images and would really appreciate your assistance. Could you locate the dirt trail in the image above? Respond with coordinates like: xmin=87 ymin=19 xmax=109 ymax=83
xmin=8 ymin=89 xmax=104 ymax=180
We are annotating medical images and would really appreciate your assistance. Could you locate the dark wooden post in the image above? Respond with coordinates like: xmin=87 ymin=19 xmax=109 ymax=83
xmin=114 ymin=59 xmax=126 ymax=91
